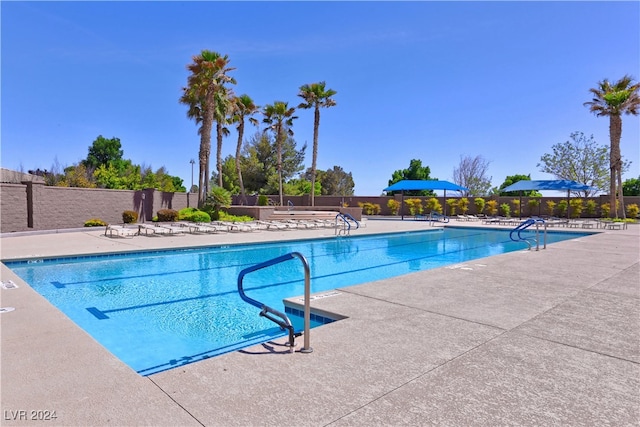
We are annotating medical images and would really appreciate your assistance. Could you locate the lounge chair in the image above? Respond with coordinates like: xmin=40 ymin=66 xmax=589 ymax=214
xmin=284 ymin=219 xmax=318 ymax=229
xmin=214 ymin=221 xmax=259 ymax=232
xmin=105 ymin=224 xmax=138 ymax=238
xmin=138 ymin=223 xmax=185 ymax=236
xmin=175 ymin=221 xmax=222 ymax=234
xmin=255 ymin=220 xmax=291 ymax=231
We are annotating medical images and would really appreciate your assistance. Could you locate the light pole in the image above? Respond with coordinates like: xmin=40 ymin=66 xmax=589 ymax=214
xmin=189 ymin=159 xmax=195 ymax=207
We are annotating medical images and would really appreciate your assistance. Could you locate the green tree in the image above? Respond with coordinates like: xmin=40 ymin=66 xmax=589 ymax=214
xmin=623 ymin=176 xmax=640 ymax=196
xmin=387 ymin=159 xmax=436 ymax=196
xmin=537 ymin=131 xmax=627 ymax=196
xmin=297 ymin=81 xmax=337 ymax=206
xmin=231 ymin=94 xmax=259 ymax=204
xmin=452 ymin=155 xmax=492 ymax=196
xmin=283 ymin=178 xmax=314 ymax=196
xmin=180 ymin=50 xmax=236 ymax=207
xmin=584 ymin=75 xmax=640 ymax=218
xmin=217 ymin=155 xmax=240 ymax=195
xmin=83 ymin=136 xmax=124 ymax=171
xmin=59 ymin=164 xmax=95 ymax=188
xmin=94 ymin=163 xmax=124 ymax=189
xmin=316 ymin=165 xmax=354 ymax=196
xmin=239 ymin=132 xmax=306 ymax=195
xmin=263 ymin=101 xmax=298 ymax=205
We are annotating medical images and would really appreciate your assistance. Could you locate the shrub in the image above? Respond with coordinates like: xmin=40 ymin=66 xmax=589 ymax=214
xmin=500 ymin=203 xmax=511 ymax=217
xmin=180 ymin=208 xmax=212 ymax=223
xmin=446 ymin=199 xmax=457 ymax=215
xmin=627 ymin=203 xmax=639 ymax=219
xmin=219 ymin=212 xmax=254 ymax=222
xmin=569 ymin=199 xmax=583 ymax=218
xmin=157 ymin=209 xmax=179 ymax=222
xmin=191 ymin=211 xmax=211 ymax=222
xmin=84 ymin=218 xmax=107 ymax=227
xmin=557 ymin=200 xmax=568 ymax=217
xmin=257 ymin=195 xmax=269 ymax=206
xmin=203 ymin=186 xmax=232 ymax=220
xmin=179 ymin=207 xmax=198 ymax=221
xmin=457 ymin=198 xmax=469 ymax=215
xmin=546 ymin=200 xmax=556 ymax=216
xmin=405 ymin=198 xmax=424 ymax=216
xmin=122 ymin=210 xmax=138 ymax=224
xmin=425 ymin=197 xmax=443 ymax=214
xmin=474 ymin=198 xmax=485 ymax=215
xmin=486 ymin=199 xmax=498 ymax=216
xmin=527 ymin=198 xmax=540 ymax=216
xmin=511 ymin=199 xmax=521 ymax=217
xmin=360 ymin=202 xmax=380 ymax=215
xmin=387 ymin=199 xmax=400 ymax=215
xmin=585 ymin=200 xmax=597 ymax=216
xmin=601 ymin=200 xmax=620 ymax=218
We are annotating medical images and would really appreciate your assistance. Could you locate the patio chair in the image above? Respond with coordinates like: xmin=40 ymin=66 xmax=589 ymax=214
xmin=105 ymin=224 xmax=138 ymax=238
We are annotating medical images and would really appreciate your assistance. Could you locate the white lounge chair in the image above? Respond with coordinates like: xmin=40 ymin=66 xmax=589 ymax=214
xmin=175 ymin=221 xmax=222 ymax=234
xmin=138 ymin=223 xmax=184 ymax=236
xmin=105 ymin=224 xmax=138 ymax=238
xmin=214 ymin=221 xmax=258 ymax=232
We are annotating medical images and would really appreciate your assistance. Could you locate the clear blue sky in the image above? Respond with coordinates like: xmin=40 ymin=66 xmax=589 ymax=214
xmin=2 ymin=1 xmax=639 ymax=196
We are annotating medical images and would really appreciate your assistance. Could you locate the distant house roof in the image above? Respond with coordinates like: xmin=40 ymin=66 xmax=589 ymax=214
xmin=383 ymin=180 xmax=468 ymax=192
xmin=0 ymin=168 xmax=45 ymax=184
xmin=501 ymin=180 xmax=594 ymax=192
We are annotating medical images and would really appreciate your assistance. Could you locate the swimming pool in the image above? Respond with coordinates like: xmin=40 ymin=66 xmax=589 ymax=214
xmin=5 ymin=227 xmax=585 ymax=375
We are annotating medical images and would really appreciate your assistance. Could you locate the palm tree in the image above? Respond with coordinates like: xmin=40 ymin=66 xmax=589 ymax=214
xmin=262 ymin=101 xmax=297 ymax=206
xmin=584 ymin=75 xmax=640 ymax=218
xmin=231 ymin=94 xmax=259 ymax=205
xmin=179 ymin=50 xmax=235 ymax=207
xmin=297 ymin=82 xmax=337 ymax=206
xmin=214 ymin=87 xmax=233 ymax=188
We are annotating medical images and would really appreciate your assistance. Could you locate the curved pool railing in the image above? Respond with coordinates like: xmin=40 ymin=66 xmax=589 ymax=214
xmin=510 ymin=218 xmax=547 ymax=250
xmin=429 ymin=212 xmax=450 ymax=224
xmin=237 ymin=251 xmax=313 ymax=353
xmin=335 ymin=213 xmax=359 ymax=236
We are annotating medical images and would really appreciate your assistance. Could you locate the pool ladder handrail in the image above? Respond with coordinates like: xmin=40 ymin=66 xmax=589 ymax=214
xmin=237 ymin=252 xmax=313 ymax=353
xmin=429 ymin=212 xmax=450 ymax=224
xmin=335 ymin=213 xmax=359 ymax=235
xmin=510 ymin=218 xmax=547 ymax=250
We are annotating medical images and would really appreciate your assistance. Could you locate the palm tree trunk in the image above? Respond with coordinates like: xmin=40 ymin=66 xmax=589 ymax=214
xmin=310 ymin=106 xmax=320 ymax=207
xmin=617 ymin=167 xmax=626 ymax=219
xmin=216 ymin=121 xmax=223 ymax=188
xmin=610 ymin=114 xmax=622 ymax=218
xmin=277 ymin=128 xmax=283 ymax=206
xmin=200 ymin=114 xmax=213 ymax=208
xmin=236 ymin=121 xmax=246 ymax=205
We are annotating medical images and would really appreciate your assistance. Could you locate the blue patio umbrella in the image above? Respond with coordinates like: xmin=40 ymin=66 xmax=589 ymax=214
xmin=383 ymin=180 xmax=469 ymax=219
xmin=501 ymin=180 xmax=596 ymax=219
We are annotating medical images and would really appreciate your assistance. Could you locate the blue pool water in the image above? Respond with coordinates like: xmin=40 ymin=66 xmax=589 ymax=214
xmin=5 ymin=227 xmax=585 ymax=375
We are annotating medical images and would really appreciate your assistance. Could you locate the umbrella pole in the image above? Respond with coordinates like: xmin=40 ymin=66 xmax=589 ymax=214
xmin=443 ymin=190 xmax=447 ymax=216
xmin=401 ymin=190 xmax=405 ymax=220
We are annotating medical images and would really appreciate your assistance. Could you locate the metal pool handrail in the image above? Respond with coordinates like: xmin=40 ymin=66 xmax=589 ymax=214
xmin=335 ymin=213 xmax=359 ymax=235
xmin=237 ymin=252 xmax=313 ymax=353
xmin=510 ymin=218 xmax=547 ymax=250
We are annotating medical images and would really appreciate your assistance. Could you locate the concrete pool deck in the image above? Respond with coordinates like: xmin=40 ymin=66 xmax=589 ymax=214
xmin=1 ymin=219 xmax=638 ymax=426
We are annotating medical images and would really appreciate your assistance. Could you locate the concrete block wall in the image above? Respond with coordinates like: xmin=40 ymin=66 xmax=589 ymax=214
xmin=0 ymin=184 xmax=29 ymax=232
xmin=0 ymin=184 xmax=191 ymax=233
